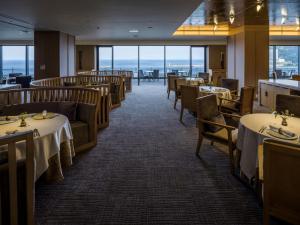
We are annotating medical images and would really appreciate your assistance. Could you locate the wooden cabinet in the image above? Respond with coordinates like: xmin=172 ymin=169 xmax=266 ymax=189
xmin=259 ymin=83 xmax=290 ymax=109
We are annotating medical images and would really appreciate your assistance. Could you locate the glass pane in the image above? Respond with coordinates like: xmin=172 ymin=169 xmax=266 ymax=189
xmin=139 ymin=46 xmax=164 ymax=79
xmin=28 ymin=46 xmax=34 ymax=77
xmin=166 ymin=46 xmax=190 ymax=76
xmin=98 ymin=47 xmax=112 ymax=70
xmin=269 ymin=46 xmax=274 ymax=77
xmin=191 ymin=47 xmax=205 ymax=77
xmin=114 ymin=46 xmax=138 ymax=78
xmin=275 ymin=46 xmax=298 ymax=78
xmin=2 ymin=46 xmax=26 ymax=76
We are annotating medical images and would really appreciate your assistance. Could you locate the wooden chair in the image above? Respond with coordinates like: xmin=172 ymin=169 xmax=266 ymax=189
xmin=291 ymin=74 xmax=300 ymax=81
xmin=0 ymin=131 xmax=35 ymax=225
xmin=276 ymin=94 xmax=300 ymax=117
xmin=263 ymin=139 xmax=300 ymax=225
xmin=174 ymin=78 xmax=187 ymax=109
xmin=196 ymin=94 xmax=240 ymax=174
xmin=167 ymin=74 xmax=178 ymax=99
xmin=220 ymin=78 xmax=239 ymax=96
xmin=180 ymin=85 xmax=199 ymax=122
xmin=220 ymin=86 xmax=255 ymax=116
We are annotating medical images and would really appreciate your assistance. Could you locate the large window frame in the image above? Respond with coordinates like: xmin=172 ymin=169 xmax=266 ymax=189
xmin=97 ymin=45 xmax=207 ymax=85
xmin=269 ymin=45 xmax=300 ymax=78
xmin=0 ymin=45 xmax=34 ymax=78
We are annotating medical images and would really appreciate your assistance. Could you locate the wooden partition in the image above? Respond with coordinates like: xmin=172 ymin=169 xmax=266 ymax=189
xmin=78 ymin=70 xmax=133 ymax=93
xmin=0 ymin=87 xmax=110 ymax=129
xmin=31 ymin=75 xmax=122 ymax=108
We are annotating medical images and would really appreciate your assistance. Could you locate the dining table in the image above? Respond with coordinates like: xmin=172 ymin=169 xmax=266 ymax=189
xmin=237 ymin=113 xmax=300 ymax=180
xmin=185 ymin=77 xmax=204 ymax=86
xmin=0 ymin=113 xmax=74 ymax=182
xmin=198 ymin=86 xmax=231 ymax=105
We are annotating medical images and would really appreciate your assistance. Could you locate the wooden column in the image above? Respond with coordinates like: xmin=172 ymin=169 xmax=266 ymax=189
xmin=227 ymin=25 xmax=269 ymax=88
xmin=34 ymin=31 xmax=75 ymax=80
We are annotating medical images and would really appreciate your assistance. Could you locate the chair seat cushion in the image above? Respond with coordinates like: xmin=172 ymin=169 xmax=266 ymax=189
xmin=70 ymin=121 xmax=89 ymax=148
xmin=205 ymin=128 xmax=238 ymax=144
xmin=221 ymin=101 xmax=240 ymax=112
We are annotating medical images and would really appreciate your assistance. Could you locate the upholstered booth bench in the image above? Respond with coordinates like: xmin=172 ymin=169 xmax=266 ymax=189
xmin=0 ymin=87 xmax=102 ymax=152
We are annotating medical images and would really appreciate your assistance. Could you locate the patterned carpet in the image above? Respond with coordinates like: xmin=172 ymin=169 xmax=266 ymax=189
xmin=35 ymin=81 xmax=262 ymax=225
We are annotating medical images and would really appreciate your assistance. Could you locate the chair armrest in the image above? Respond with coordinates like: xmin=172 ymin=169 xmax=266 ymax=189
xmin=219 ymin=97 xmax=240 ymax=104
xmin=221 ymin=112 xmax=241 ymax=119
xmin=198 ymin=118 xmax=236 ymax=131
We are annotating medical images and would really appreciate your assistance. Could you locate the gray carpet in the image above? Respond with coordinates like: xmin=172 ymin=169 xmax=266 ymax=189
xmin=36 ymin=81 xmax=262 ymax=225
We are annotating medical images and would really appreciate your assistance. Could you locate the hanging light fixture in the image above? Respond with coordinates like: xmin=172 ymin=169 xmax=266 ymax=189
xmin=256 ymin=0 xmax=264 ymax=12
xmin=229 ymin=9 xmax=235 ymax=24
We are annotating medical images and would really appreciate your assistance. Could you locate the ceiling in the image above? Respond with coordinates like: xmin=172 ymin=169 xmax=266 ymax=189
xmin=0 ymin=0 xmax=205 ymax=41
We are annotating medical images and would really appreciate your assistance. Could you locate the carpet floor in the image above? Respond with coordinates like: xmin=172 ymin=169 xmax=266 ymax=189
xmin=36 ymin=82 xmax=262 ymax=225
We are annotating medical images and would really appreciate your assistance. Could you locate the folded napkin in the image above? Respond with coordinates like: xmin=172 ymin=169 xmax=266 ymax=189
xmin=269 ymin=125 xmax=295 ymax=138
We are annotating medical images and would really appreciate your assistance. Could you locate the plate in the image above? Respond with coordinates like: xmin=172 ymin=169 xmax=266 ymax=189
xmin=32 ymin=112 xmax=57 ymax=120
xmin=0 ymin=117 xmax=18 ymax=125
xmin=266 ymin=129 xmax=298 ymax=140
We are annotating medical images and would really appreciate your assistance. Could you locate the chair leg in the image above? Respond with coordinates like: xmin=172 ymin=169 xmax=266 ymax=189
xmin=210 ymin=141 xmax=214 ymax=146
xmin=196 ymin=133 xmax=204 ymax=156
xmin=228 ymin=145 xmax=235 ymax=175
xmin=167 ymin=90 xmax=170 ymax=99
xmin=180 ymin=106 xmax=184 ymax=122
xmin=263 ymin=210 xmax=270 ymax=225
xmin=174 ymin=97 xmax=177 ymax=109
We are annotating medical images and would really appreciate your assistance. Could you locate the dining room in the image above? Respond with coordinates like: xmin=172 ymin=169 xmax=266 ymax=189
xmin=1 ymin=0 xmax=300 ymax=225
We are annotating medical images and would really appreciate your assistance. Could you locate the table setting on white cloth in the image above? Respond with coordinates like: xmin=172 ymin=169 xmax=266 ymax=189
xmin=0 ymin=112 xmax=74 ymax=181
xmin=237 ymin=113 xmax=300 ymax=179
xmin=198 ymin=86 xmax=232 ymax=104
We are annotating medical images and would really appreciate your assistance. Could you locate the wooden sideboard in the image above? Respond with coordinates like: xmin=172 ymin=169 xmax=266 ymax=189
xmin=259 ymin=79 xmax=300 ymax=109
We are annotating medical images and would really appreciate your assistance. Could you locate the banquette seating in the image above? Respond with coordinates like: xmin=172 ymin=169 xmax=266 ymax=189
xmin=0 ymin=87 xmax=104 ymax=153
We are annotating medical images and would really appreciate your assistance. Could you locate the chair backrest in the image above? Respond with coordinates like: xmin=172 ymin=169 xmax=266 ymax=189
xmin=198 ymin=72 xmax=210 ymax=83
xmin=174 ymin=78 xmax=187 ymax=92
xmin=16 ymin=76 xmax=32 ymax=88
xmin=0 ymin=131 xmax=35 ymax=225
xmin=292 ymin=75 xmax=300 ymax=81
xmin=181 ymin=85 xmax=199 ymax=112
xmin=167 ymin=75 xmax=178 ymax=91
xmin=240 ymin=86 xmax=254 ymax=115
xmin=272 ymin=72 xmax=278 ymax=80
xmin=138 ymin=70 xmax=144 ymax=78
xmin=197 ymin=94 xmax=219 ymax=122
xmin=153 ymin=70 xmax=159 ymax=78
xmin=263 ymin=139 xmax=300 ymax=224
xmin=9 ymin=73 xmax=23 ymax=78
xmin=276 ymin=94 xmax=300 ymax=117
xmin=221 ymin=78 xmax=239 ymax=92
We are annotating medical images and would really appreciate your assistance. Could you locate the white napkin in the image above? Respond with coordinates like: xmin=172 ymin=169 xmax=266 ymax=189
xmin=269 ymin=125 xmax=295 ymax=138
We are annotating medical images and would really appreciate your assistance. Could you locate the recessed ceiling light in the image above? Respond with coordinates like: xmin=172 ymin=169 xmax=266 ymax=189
xmin=97 ymin=26 xmax=100 ymax=30
xmin=129 ymin=29 xmax=139 ymax=33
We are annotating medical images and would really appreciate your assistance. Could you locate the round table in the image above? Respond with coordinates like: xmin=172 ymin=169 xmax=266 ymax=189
xmin=185 ymin=77 xmax=204 ymax=86
xmin=0 ymin=114 xmax=74 ymax=181
xmin=237 ymin=113 xmax=300 ymax=179
xmin=198 ymin=86 xmax=231 ymax=104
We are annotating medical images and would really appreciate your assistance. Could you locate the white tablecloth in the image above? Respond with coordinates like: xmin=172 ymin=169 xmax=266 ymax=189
xmin=0 ymin=114 xmax=74 ymax=181
xmin=185 ymin=77 xmax=204 ymax=86
xmin=237 ymin=113 xmax=300 ymax=179
xmin=198 ymin=86 xmax=231 ymax=104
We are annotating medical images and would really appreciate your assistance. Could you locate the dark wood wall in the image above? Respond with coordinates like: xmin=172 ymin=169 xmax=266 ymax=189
xmin=34 ymin=31 xmax=75 ymax=80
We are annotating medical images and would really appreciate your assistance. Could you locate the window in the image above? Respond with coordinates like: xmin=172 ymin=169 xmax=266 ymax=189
xmin=269 ymin=46 xmax=300 ymax=78
xmin=0 ymin=45 xmax=34 ymax=78
xmin=2 ymin=46 xmax=26 ymax=76
xmin=275 ymin=46 xmax=298 ymax=77
xmin=98 ymin=46 xmax=113 ymax=70
xmin=191 ymin=47 xmax=205 ymax=77
xmin=28 ymin=46 xmax=34 ymax=75
xmin=139 ymin=46 xmax=164 ymax=79
xmin=114 ymin=46 xmax=138 ymax=77
xmin=166 ymin=46 xmax=190 ymax=76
